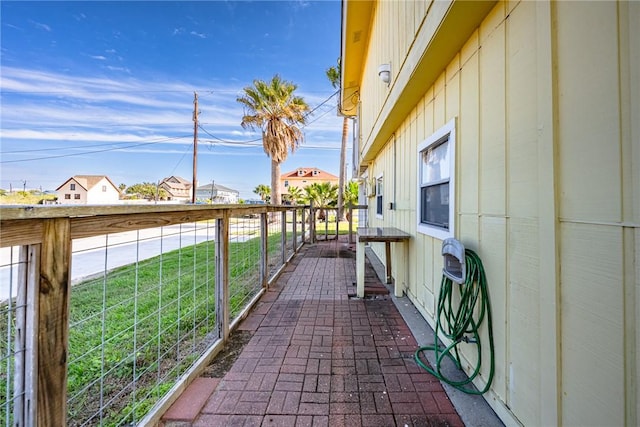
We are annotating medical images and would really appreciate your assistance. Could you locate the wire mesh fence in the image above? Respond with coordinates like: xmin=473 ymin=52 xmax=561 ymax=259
xmin=66 ymin=221 xmax=218 ymax=426
xmin=0 ymin=205 xmax=310 ymax=426
xmin=0 ymin=247 xmax=27 ymax=426
xmin=228 ymin=215 xmax=263 ymax=323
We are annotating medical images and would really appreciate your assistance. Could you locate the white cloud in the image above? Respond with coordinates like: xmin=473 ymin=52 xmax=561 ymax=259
xmin=190 ymin=31 xmax=207 ymax=39
xmin=30 ymin=21 xmax=51 ymax=32
xmin=91 ymin=55 xmax=107 ymax=60
xmin=106 ymin=65 xmax=131 ymax=73
xmin=0 ymin=66 xmax=344 ymax=190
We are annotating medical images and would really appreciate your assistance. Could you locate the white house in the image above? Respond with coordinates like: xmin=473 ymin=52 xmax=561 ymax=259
xmin=195 ymin=183 xmax=239 ymax=204
xmin=56 ymin=175 xmax=120 ymax=205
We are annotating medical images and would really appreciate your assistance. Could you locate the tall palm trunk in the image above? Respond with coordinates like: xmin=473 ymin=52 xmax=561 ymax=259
xmin=271 ymin=158 xmax=281 ymax=205
xmin=337 ymin=116 xmax=348 ymax=220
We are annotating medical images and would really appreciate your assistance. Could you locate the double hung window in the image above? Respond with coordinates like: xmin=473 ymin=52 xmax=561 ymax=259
xmin=417 ymin=119 xmax=456 ymax=239
xmin=375 ymin=176 xmax=383 ymax=217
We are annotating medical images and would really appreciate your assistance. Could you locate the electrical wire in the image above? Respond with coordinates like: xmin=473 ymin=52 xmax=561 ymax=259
xmin=414 ymin=249 xmax=495 ymax=395
xmin=197 ymin=90 xmax=338 ymax=146
xmin=1 ymin=136 xmax=187 ymax=154
xmin=0 ymin=135 xmax=191 ymax=164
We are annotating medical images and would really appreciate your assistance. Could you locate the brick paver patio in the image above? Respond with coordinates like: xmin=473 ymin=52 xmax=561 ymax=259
xmin=162 ymin=237 xmax=464 ymax=427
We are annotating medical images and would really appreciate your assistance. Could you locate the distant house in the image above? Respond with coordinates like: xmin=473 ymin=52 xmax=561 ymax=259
xmin=56 ymin=175 xmax=120 ymax=205
xmin=159 ymin=176 xmax=192 ymax=202
xmin=280 ymin=167 xmax=338 ymax=195
xmin=195 ymin=183 xmax=239 ymax=204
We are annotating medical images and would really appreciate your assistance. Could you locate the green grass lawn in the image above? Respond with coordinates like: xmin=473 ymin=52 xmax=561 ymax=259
xmin=1 ymin=230 xmax=292 ymax=426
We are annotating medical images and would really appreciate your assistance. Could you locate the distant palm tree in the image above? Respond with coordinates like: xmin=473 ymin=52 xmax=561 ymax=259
xmin=254 ymin=184 xmax=271 ymax=202
xmin=238 ymin=75 xmax=310 ymax=205
xmin=286 ymin=185 xmax=305 ymax=205
xmin=305 ymin=182 xmax=338 ymax=221
xmin=326 ymin=59 xmax=349 ymax=220
xmin=344 ymin=181 xmax=359 ymax=221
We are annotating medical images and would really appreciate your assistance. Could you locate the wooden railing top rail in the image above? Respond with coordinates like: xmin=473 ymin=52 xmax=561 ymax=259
xmin=0 ymin=204 xmax=309 ymax=248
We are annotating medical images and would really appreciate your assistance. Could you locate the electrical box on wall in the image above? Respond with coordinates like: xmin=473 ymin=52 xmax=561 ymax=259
xmin=442 ymin=238 xmax=466 ymax=284
xmin=368 ymin=179 xmax=376 ymax=197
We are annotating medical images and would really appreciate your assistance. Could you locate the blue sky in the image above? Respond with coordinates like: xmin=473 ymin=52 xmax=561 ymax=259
xmin=0 ymin=0 xmax=346 ymax=199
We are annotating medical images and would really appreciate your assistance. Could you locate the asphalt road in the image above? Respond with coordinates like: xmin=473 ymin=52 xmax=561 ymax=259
xmin=0 ymin=222 xmax=262 ymax=301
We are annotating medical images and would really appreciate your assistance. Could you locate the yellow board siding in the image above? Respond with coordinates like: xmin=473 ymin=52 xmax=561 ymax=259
xmin=478 ymin=216 xmax=507 ymax=400
xmin=346 ymin=1 xmax=639 ymax=424
xmin=636 ymin=228 xmax=640 ymax=425
xmin=560 ymin=223 xmax=625 ymax=426
xmin=507 ymin=218 xmax=540 ymax=425
xmin=458 ymin=42 xmax=480 ymax=216
xmin=505 ymin=0 xmax=538 ymax=219
xmin=556 ymin=1 xmax=622 ymax=223
xmin=479 ymin=9 xmax=506 ymax=217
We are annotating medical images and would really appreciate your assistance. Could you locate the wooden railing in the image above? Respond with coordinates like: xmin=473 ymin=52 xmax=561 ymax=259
xmin=0 ymin=203 xmax=310 ymax=426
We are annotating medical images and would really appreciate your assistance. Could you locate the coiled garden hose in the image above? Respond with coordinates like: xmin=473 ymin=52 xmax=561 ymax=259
xmin=414 ymin=249 xmax=495 ymax=395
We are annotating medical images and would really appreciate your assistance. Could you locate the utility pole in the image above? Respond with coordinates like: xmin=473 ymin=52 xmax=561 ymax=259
xmin=210 ymin=179 xmax=215 ymax=204
xmin=192 ymin=92 xmax=199 ymax=204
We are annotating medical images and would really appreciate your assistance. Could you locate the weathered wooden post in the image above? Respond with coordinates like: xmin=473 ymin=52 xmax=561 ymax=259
xmin=38 ymin=218 xmax=71 ymax=427
xmin=215 ymin=212 xmax=230 ymax=341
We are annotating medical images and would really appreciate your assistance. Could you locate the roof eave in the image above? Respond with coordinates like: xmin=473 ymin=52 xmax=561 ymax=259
xmin=339 ymin=0 xmax=374 ymax=117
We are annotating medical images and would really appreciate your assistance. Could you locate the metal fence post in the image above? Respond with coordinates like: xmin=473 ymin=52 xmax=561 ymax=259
xmin=260 ymin=212 xmax=268 ymax=288
xmin=301 ymin=207 xmax=306 ymax=243
xmin=348 ymin=205 xmax=353 ymax=244
xmin=310 ymin=201 xmax=316 ymax=243
xmin=292 ymin=209 xmax=298 ymax=252
xmin=281 ymin=210 xmax=286 ymax=266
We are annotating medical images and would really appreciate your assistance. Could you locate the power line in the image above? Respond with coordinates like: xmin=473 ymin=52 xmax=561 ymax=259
xmin=0 ymin=135 xmax=191 ymax=164
xmin=196 ymin=89 xmax=338 ymax=146
xmin=0 ymin=136 xmax=185 ymax=154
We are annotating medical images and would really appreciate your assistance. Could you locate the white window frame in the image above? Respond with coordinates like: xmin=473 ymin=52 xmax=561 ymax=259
xmin=416 ymin=118 xmax=456 ymax=240
xmin=375 ymin=174 xmax=383 ymax=219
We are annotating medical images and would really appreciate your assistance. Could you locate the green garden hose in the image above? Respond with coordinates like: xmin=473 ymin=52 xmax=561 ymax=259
xmin=414 ymin=249 xmax=495 ymax=395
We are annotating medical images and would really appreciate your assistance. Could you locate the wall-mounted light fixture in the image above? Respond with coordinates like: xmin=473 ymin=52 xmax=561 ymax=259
xmin=377 ymin=63 xmax=391 ymax=85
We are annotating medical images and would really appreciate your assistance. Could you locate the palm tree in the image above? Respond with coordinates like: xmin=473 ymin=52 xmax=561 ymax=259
xmin=254 ymin=184 xmax=271 ymax=202
xmin=305 ymin=182 xmax=338 ymax=221
xmin=238 ymin=75 xmax=310 ymax=205
xmin=286 ymin=185 xmax=305 ymax=205
xmin=326 ymin=59 xmax=349 ymax=221
xmin=344 ymin=181 xmax=359 ymax=221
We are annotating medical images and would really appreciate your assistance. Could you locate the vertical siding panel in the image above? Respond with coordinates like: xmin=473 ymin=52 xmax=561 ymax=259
xmin=405 ymin=0 xmax=415 ymax=56
xmin=414 ymin=0 xmax=426 ymax=34
xmin=445 ymin=54 xmax=460 ymax=123
xmin=433 ymin=73 xmax=446 ymax=128
xmin=459 ymin=45 xmax=480 ymax=216
xmin=507 ymin=219 xmax=540 ymax=425
xmin=505 ymin=2 xmax=541 ymax=424
xmin=506 ymin=2 xmax=538 ymax=219
xmin=556 ymin=1 xmax=621 ymax=222
xmin=636 ymin=229 xmax=640 ymax=426
xmin=479 ymin=10 xmax=506 ymax=217
xmin=629 ymin=4 xmax=640 ymax=424
xmin=560 ymin=223 xmax=625 ymax=426
xmin=478 ymin=217 xmax=507 ymax=400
